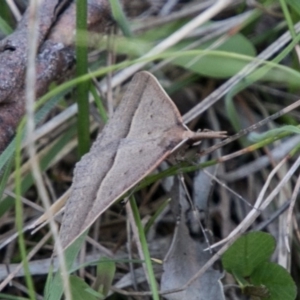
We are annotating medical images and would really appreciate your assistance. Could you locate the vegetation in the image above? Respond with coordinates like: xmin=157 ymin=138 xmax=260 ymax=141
xmin=0 ymin=0 xmax=299 ymax=299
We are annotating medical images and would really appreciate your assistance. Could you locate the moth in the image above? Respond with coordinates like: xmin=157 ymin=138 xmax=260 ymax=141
xmin=59 ymin=71 xmax=225 ymax=249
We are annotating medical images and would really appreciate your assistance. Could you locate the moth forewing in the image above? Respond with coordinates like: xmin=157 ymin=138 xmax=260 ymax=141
xmin=58 ymin=71 xmax=225 ymax=250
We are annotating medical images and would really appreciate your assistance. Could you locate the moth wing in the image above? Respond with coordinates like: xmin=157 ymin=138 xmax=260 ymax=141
xmin=59 ymin=71 xmax=187 ymax=249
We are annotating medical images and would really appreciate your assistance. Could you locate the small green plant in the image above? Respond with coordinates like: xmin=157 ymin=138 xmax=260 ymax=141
xmin=222 ymin=231 xmax=297 ymax=300
xmin=67 ymin=257 xmax=116 ymax=300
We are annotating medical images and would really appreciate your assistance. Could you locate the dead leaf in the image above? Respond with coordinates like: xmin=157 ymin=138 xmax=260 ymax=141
xmin=161 ymin=176 xmax=225 ymax=300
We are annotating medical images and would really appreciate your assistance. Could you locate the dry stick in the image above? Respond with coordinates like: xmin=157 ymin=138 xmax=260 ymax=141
xmin=222 ymin=135 xmax=300 ymax=182
xmin=275 ymin=156 xmax=291 ymax=270
xmin=203 ymin=170 xmax=253 ymax=208
xmin=30 ymin=191 xmax=70 ymax=234
xmin=218 ymin=136 xmax=300 ymax=169
xmin=295 ymin=44 xmax=300 ymax=62
xmin=260 ymin=160 xmax=300 ymax=212
xmin=25 ymin=2 xmax=71 ymax=299
xmin=254 ymin=199 xmax=291 ymax=231
xmin=200 ymin=99 xmax=300 ymax=158
xmin=0 ymin=189 xmax=45 ymax=251
xmin=4 ymin=190 xmax=44 ymax=212
xmin=12 ymin=280 xmax=43 ymax=300
xmin=0 ymin=221 xmax=35 ymax=251
xmin=5 ymin=0 xmax=21 ymax=21
xmin=133 ymin=0 xmax=215 ymax=31
xmin=0 ymin=231 xmax=52 ymax=291
xmin=285 ymin=174 xmax=300 ymax=252
xmin=292 ymin=217 xmax=300 ymax=249
xmin=0 ymin=252 xmax=109 ymax=281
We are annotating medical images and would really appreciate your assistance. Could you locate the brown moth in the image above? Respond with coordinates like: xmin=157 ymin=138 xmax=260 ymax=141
xmin=59 ymin=71 xmax=225 ymax=249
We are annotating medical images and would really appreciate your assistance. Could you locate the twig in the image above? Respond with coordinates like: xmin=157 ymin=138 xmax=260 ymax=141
xmin=5 ymin=0 xmax=21 ymax=21
xmin=0 ymin=231 xmax=52 ymax=291
xmin=285 ymin=174 xmax=300 ymax=252
xmin=200 ymin=99 xmax=300 ymax=158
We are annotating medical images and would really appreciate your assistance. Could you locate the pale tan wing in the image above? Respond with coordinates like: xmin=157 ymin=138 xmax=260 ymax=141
xmin=59 ymin=71 xmax=187 ymax=249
